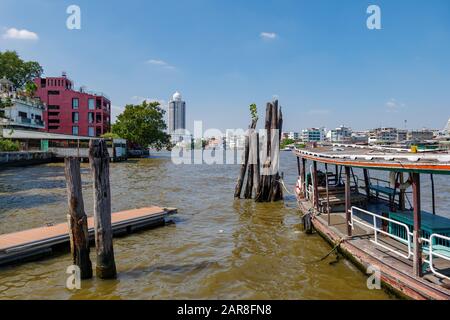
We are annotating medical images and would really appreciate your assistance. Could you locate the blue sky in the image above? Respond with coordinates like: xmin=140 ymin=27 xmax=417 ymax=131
xmin=1 ymin=0 xmax=450 ymax=132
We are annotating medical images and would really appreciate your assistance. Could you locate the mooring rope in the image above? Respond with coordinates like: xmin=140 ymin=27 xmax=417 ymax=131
xmin=277 ymin=178 xmax=296 ymax=196
xmin=308 ymin=237 xmax=347 ymax=264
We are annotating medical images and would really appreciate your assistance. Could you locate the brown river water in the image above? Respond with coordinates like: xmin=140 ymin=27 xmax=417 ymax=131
xmin=4 ymin=151 xmax=448 ymax=300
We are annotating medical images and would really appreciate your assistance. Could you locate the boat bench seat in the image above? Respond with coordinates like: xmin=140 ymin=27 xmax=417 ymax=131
xmin=318 ymin=193 xmax=367 ymax=212
xmin=369 ymin=185 xmax=396 ymax=196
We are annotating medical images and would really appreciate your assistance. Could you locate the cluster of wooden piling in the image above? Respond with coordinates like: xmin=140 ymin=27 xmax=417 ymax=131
xmin=64 ymin=139 xmax=116 ymax=279
xmin=234 ymin=100 xmax=283 ymax=202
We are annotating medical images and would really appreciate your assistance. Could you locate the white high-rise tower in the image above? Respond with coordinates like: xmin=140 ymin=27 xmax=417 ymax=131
xmin=168 ymin=91 xmax=186 ymax=140
xmin=444 ymin=118 xmax=450 ymax=134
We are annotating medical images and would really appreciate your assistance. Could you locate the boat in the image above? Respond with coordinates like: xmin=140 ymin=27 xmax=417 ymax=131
xmin=293 ymin=143 xmax=450 ymax=299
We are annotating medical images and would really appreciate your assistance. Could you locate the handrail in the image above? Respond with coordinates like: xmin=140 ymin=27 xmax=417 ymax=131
xmin=349 ymin=206 xmax=413 ymax=259
xmin=422 ymin=235 xmax=450 ymax=280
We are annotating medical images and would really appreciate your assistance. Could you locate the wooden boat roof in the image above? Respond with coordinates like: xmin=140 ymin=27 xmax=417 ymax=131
xmin=293 ymin=144 xmax=450 ymax=175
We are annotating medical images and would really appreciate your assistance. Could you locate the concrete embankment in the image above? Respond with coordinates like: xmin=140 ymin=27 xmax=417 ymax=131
xmin=0 ymin=151 xmax=55 ymax=169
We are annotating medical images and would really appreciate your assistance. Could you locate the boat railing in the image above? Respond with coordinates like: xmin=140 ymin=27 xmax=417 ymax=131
xmin=421 ymin=234 xmax=450 ymax=280
xmin=349 ymin=206 xmax=413 ymax=260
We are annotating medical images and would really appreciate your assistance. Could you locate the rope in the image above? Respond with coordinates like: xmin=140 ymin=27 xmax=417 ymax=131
xmin=308 ymin=237 xmax=347 ymax=264
xmin=277 ymin=178 xmax=296 ymax=196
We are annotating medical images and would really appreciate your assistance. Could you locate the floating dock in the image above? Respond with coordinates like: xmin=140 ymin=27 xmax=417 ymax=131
xmin=0 ymin=206 xmax=177 ymax=266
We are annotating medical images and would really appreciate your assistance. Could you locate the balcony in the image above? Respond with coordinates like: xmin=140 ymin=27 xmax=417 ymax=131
xmin=7 ymin=116 xmax=45 ymax=129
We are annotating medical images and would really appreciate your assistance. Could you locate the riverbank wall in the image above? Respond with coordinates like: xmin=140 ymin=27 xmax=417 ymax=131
xmin=0 ymin=151 xmax=55 ymax=169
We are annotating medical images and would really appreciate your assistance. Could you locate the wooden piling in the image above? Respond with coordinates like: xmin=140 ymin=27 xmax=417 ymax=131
xmin=234 ymin=134 xmax=250 ymax=199
xmin=89 ymin=139 xmax=117 ymax=279
xmin=64 ymin=157 xmax=93 ymax=279
xmin=252 ymin=131 xmax=260 ymax=196
xmin=255 ymin=101 xmax=283 ymax=202
xmin=235 ymin=119 xmax=257 ymax=199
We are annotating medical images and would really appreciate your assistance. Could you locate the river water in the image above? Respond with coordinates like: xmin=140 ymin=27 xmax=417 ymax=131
xmin=5 ymin=151 xmax=447 ymax=299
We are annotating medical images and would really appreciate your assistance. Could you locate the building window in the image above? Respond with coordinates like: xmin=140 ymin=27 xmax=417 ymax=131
xmin=72 ymin=98 xmax=79 ymax=109
xmin=18 ymin=111 xmax=27 ymax=118
xmin=88 ymin=98 xmax=95 ymax=110
xmin=88 ymin=112 xmax=94 ymax=124
xmin=48 ymin=90 xmax=60 ymax=95
xmin=88 ymin=127 xmax=95 ymax=137
xmin=72 ymin=126 xmax=79 ymax=136
xmin=72 ymin=112 xmax=79 ymax=123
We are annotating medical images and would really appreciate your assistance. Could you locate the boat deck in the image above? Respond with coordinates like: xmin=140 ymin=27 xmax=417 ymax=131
xmin=299 ymin=199 xmax=450 ymax=299
xmin=0 ymin=206 xmax=177 ymax=266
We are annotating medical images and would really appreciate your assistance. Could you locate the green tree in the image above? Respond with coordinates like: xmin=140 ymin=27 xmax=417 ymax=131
xmin=0 ymin=139 xmax=19 ymax=151
xmin=101 ymin=132 xmax=121 ymax=139
xmin=112 ymin=100 xmax=172 ymax=150
xmin=0 ymin=51 xmax=43 ymax=88
xmin=24 ymin=81 xmax=38 ymax=97
xmin=281 ymin=138 xmax=295 ymax=149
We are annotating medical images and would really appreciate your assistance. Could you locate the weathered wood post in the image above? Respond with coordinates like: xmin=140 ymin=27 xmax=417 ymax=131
xmin=89 ymin=139 xmax=117 ymax=279
xmin=412 ymin=172 xmax=422 ymax=277
xmin=234 ymin=133 xmax=250 ymax=198
xmin=251 ymin=131 xmax=260 ymax=196
xmin=345 ymin=166 xmax=352 ymax=236
xmin=235 ymin=118 xmax=258 ymax=199
xmin=64 ymin=157 xmax=93 ymax=279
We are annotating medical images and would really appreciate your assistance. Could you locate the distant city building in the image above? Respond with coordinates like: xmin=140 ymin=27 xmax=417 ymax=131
xmin=351 ymin=131 xmax=369 ymax=144
xmin=168 ymin=91 xmax=186 ymax=141
xmin=34 ymin=73 xmax=111 ymax=137
xmin=407 ymin=129 xmax=434 ymax=142
xmin=397 ymin=129 xmax=408 ymax=142
xmin=368 ymin=127 xmax=398 ymax=144
xmin=0 ymin=78 xmax=45 ymax=131
xmin=330 ymin=125 xmax=352 ymax=143
xmin=283 ymin=131 xmax=300 ymax=140
xmin=301 ymin=127 xmax=325 ymax=142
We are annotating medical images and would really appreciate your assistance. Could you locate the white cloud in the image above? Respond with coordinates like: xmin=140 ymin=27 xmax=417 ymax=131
xmin=385 ymin=98 xmax=405 ymax=112
xmin=260 ymin=32 xmax=277 ymax=40
xmin=145 ymin=59 xmax=175 ymax=70
xmin=131 ymin=96 xmax=166 ymax=106
xmin=2 ymin=28 xmax=39 ymax=40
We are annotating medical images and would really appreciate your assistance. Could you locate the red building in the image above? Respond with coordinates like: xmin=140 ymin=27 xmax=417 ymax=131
xmin=34 ymin=74 xmax=111 ymax=137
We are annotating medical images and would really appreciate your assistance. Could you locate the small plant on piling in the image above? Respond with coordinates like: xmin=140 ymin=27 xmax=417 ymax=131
xmin=249 ymin=103 xmax=258 ymax=122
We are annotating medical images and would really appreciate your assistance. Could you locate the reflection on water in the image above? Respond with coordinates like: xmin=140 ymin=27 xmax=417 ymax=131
xmin=0 ymin=153 xmax=396 ymax=299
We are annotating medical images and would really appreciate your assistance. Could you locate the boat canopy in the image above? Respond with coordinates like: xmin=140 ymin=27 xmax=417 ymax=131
xmin=294 ymin=144 xmax=450 ymax=175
